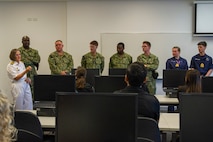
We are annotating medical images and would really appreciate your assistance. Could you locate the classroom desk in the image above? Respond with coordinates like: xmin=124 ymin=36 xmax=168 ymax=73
xmin=36 ymin=113 xmax=180 ymax=132
xmin=29 ymin=111 xmax=179 ymax=142
xmin=19 ymin=110 xmax=180 ymax=142
xmin=39 ymin=116 xmax=55 ymax=129
xmin=155 ymin=95 xmax=179 ymax=105
xmin=160 ymin=113 xmax=179 ymax=131
xmin=160 ymin=113 xmax=179 ymax=142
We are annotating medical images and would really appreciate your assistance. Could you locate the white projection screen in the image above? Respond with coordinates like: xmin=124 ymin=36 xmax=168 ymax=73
xmin=194 ymin=1 xmax=213 ymax=36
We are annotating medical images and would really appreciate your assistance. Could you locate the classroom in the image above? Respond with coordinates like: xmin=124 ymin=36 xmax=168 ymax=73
xmin=1 ymin=0 xmax=213 ymax=142
xmin=1 ymin=0 xmax=213 ymax=101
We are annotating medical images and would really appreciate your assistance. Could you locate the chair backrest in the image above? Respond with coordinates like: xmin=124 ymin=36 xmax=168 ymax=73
xmin=137 ymin=137 xmax=154 ymax=142
xmin=137 ymin=117 xmax=161 ymax=142
xmin=14 ymin=111 xmax=43 ymax=142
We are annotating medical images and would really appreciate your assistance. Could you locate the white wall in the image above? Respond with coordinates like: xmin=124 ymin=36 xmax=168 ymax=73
xmin=67 ymin=0 xmax=194 ymax=71
xmin=0 ymin=2 xmax=67 ymax=101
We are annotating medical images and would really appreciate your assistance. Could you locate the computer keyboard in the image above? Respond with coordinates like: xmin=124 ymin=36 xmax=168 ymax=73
xmin=33 ymin=101 xmax=55 ymax=109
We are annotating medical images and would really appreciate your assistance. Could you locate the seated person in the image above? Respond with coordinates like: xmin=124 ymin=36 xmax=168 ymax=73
xmin=178 ymin=69 xmax=201 ymax=100
xmin=176 ymin=69 xmax=201 ymax=113
xmin=0 ymin=90 xmax=17 ymax=142
xmin=75 ymin=66 xmax=95 ymax=92
xmin=176 ymin=69 xmax=201 ymax=142
xmin=114 ymin=62 xmax=160 ymax=122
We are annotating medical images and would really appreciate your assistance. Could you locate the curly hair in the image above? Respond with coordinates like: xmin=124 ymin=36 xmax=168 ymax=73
xmin=0 ymin=91 xmax=17 ymax=142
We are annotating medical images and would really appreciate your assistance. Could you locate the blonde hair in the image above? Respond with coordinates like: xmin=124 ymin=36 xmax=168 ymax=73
xmin=0 ymin=91 xmax=17 ymax=142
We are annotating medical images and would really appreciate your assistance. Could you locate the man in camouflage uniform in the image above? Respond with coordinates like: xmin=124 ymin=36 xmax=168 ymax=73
xmin=109 ymin=42 xmax=132 ymax=69
xmin=137 ymin=41 xmax=159 ymax=95
xmin=48 ymin=40 xmax=74 ymax=75
xmin=18 ymin=36 xmax=41 ymax=98
xmin=81 ymin=40 xmax=104 ymax=73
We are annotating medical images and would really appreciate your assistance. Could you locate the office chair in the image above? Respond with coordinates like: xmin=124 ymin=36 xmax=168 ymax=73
xmin=137 ymin=117 xmax=161 ymax=142
xmin=137 ymin=137 xmax=154 ymax=142
xmin=14 ymin=111 xmax=43 ymax=142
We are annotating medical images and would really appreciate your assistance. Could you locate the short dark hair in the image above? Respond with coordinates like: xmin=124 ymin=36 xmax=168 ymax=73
xmin=117 ymin=42 xmax=125 ymax=48
xmin=173 ymin=46 xmax=181 ymax=52
xmin=22 ymin=36 xmax=30 ymax=41
xmin=90 ymin=40 xmax=98 ymax=46
xmin=55 ymin=40 xmax=63 ymax=43
xmin=126 ymin=62 xmax=147 ymax=87
xmin=197 ymin=41 xmax=207 ymax=47
xmin=9 ymin=49 xmax=19 ymax=61
xmin=143 ymin=41 xmax=151 ymax=47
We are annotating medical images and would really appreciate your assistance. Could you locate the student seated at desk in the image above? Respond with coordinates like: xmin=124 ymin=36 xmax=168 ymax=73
xmin=178 ymin=69 xmax=201 ymax=100
xmin=114 ymin=62 xmax=160 ymax=122
xmin=176 ymin=70 xmax=201 ymax=142
xmin=75 ymin=66 xmax=95 ymax=92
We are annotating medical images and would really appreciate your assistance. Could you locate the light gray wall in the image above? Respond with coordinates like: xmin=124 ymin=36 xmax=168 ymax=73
xmin=67 ymin=0 xmax=194 ymax=70
xmin=0 ymin=2 xmax=67 ymax=101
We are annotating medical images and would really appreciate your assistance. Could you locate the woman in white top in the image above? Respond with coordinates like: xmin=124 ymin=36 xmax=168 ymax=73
xmin=7 ymin=49 xmax=33 ymax=110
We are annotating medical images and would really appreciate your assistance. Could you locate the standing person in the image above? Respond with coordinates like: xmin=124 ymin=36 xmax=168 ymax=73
xmin=7 ymin=49 xmax=33 ymax=110
xmin=0 ymin=91 xmax=17 ymax=142
xmin=166 ymin=46 xmax=188 ymax=70
xmin=137 ymin=41 xmax=159 ymax=95
xmin=48 ymin=40 xmax=74 ymax=75
xmin=109 ymin=42 xmax=132 ymax=69
xmin=190 ymin=41 xmax=213 ymax=76
xmin=114 ymin=62 xmax=160 ymax=122
xmin=75 ymin=66 xmax=95 ymax=92
xmin=18 ymin=36 xmax=41 ymax=97
xmin=81 ymin=40 xmax=104 ymax=73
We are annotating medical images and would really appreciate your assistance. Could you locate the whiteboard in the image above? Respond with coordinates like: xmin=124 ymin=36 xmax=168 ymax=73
xmin=101 ymin=33 xmax=213 ymax=78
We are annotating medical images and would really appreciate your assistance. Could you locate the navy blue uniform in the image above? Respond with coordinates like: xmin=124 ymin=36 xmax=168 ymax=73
xmin=114 ymin=86 xmax=160 ymax=122
xmin=190 ymin=54 xmax=213 ymax=76
xmin=166 ymin=57 xmax=188 ymax=70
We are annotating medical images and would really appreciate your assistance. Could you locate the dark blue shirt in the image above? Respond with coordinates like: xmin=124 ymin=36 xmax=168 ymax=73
xmin=166 ymin=57 xmax=188 ymax=70
xmin=190 ymin=54 xmax=213 ymax=76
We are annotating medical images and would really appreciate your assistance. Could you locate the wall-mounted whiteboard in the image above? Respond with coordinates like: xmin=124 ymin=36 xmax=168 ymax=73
xmin=101 ymin=33 xmax=213 ymax=78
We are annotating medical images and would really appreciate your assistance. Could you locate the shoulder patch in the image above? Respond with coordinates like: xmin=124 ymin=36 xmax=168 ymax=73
xmin=10 ymin=61 xmax=14 ymax=65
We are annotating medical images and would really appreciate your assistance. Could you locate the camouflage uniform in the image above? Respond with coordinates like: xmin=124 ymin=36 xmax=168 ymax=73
xmin=137 ymin=53 xmax=159 ymax=95
xmin=48 ymin=51 xmax=74 ymax=75
xmin=109 ymin=53 xmax=132 ymax=69
xmin=81 ymin=52 xmax=104 ymax=73
xmin=18 ymin=46 xmax=41 ymax=98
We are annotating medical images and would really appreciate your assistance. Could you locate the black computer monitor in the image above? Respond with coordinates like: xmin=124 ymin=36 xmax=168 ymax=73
xmin=94 ymin=75 xmax=126 ymax=92
xmin=201 ymin=76 xmax=213 ymax=93
xmin=163 ymin=69 xmax=187 ymax=89
xmin=34 ymin=75 xmax=75 ymax=101
xmin=71 ymin=68 xmax=100 ymax=86
xmin=56 ymin=92 xmax=138 ymax=142
xmin=109 ymin=68 xmax=126 ymax=76
xmin=180 ymin=93 xmax=213 ymax=142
